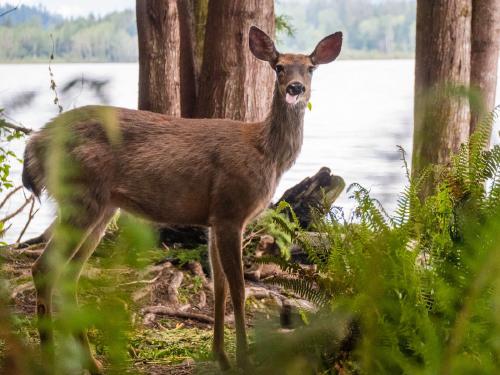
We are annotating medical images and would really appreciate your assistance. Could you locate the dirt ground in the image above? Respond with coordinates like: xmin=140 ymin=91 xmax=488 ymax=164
xmin=0 ymin=242 xmax=301 ymax=374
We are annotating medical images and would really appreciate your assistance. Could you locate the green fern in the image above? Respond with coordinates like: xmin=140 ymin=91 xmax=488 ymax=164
xmin=253 ymin=108 xmax=500 ymax=374
xmin=264 ymin=275 xmax=330 ymax=307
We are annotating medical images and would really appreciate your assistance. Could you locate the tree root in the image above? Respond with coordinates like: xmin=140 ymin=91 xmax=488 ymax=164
xmin=10 ymin=281 xmax=34 ymax=300
xmin=142 ymin=305 xmax=214 ymax=324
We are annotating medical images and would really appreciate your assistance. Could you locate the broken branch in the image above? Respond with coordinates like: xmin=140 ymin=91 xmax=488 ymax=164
xmin=142 ymin=305 xmax=214 ymax=324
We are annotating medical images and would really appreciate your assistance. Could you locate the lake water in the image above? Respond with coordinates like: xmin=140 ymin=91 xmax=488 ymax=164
xmin=1 ymin=61 xmax=499 ymax=243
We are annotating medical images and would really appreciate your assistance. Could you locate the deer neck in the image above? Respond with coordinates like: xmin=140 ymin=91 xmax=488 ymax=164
xmin=260 ymin=84 xmax=306 ymax=177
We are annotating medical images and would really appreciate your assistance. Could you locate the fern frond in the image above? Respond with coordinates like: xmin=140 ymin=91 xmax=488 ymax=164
xmin=265 ymin=275 xmax=330 ymax=307
xmin=397 ymin=145 xmax=411 ymax=182
xmin=348 ymin=183 xmax=391 ymax=231
xmin=275 ymin=200 xmax=300 ymax=227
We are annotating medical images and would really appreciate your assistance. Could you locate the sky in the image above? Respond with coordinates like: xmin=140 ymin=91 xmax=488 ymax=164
xmin=0 ymin=0 xmax=135 ymax=17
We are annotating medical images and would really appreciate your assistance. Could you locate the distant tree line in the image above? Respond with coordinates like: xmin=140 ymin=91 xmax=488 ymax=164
xmin=276 ymin=0 xmax=416 ymax=58
xmin=0 ymin=5 xmax=138 ymax=62
xmin=0 ymin=0 xmax=416 ymax=63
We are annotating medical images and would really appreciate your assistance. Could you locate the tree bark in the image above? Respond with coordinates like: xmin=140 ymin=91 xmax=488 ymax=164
xmin=197 ymin=0 xmax=275 ymax=121
xmin=412 ymin=0 xmax=472 ymax=195
xmin=470 ymin=0 xmax=500 ymax=137
xmin=178 ymin=0 xmax=197 ymax=117
xmin=194 ymin=0 xmax=209 ymax=76
xmin=136 ymin=0 xmax=182 ymax=115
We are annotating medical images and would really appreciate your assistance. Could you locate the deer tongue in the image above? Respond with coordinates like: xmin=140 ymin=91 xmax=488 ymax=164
xmin=286 ymin=93 xmax=299 ymax=104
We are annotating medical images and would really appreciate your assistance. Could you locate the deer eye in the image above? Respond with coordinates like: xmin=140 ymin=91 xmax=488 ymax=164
xmin=308 ymin=66 xmax=316 ymax=74
xmin=275 ymin=64 xmax=284 ymax=74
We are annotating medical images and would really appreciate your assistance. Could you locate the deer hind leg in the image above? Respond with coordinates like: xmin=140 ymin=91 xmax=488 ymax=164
xmin=31 ymin=184 xmax=109 ymax=369
xmin=31 ymin=215 xmax=99 ymax=370
xmin=209 ymin=228 xmax=230 ymax=370
xmin=213 ymin=223 xmax=249 ymax=370
xmin=64 ymin=207 xmax=116 ymax=375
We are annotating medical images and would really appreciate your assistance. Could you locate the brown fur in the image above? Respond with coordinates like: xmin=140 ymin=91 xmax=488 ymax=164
xmin=23 ymin=27 xmax=342 ymax=372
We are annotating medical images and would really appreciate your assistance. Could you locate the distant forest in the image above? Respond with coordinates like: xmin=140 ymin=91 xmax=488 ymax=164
xmin=0 ymin=1 xmax=416 ymax=62
xmin=0 ymin=5 xmax=138 ymax=62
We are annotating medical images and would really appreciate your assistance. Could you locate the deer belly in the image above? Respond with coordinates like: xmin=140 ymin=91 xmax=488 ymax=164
xmin=110 ymin=179 xmax=211 ymax=225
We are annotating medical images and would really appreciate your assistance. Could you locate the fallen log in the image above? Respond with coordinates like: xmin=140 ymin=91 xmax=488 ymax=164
xmin=275 ymin=166 xmax=345 ymax=228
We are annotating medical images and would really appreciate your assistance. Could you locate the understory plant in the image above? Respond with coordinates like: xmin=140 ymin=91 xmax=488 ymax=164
xmin=1 ymin=109 xmax=27 ymax=241
xmin=254 ymin=109 xmax=500 ymax=374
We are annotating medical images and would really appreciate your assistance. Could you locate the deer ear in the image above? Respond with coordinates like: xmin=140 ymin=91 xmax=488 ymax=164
xmin=249 ymin=26 xmax=278 ymax=64
xmin=310 ymin=32 xmax=343 ymax=65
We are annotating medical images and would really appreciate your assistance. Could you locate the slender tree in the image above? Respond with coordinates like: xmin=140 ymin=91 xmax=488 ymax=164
xmin=470 ymin=0 xmax=500 ymax=137
xmin=413 ymin=0 xmax=500 ymax=196
xmin=136 ymin=0 xmax=181 ymax=115
xmin=177 ymin=0 xmax=197 ymax=117
xmin=137 ymin=0 xmax=275 ymax=121
xmin=197 ymin=0 xmax=275 ymax=121
xmin=412 ymin=0 xmax=472 ymax=192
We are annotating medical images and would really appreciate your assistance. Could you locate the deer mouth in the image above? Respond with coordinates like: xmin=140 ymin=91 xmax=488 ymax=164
xmin=285 ymin=93 xmax=300 ymax=105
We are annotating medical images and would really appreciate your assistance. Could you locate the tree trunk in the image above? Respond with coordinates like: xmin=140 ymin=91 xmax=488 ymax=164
xmin=412 ymin=0 xmax=472 ymax=195
xmin=177 ymin=0 xmax=197 ymax=117
xmin=136 ymin=0 xmax=182 ymax=115
xmin=197 ymin=0 xmax=275 ymax=121
xmin=470 ymin=0 xmax=500 ymax=137
xmin=194 ymin=0 xmax=209 ymax=76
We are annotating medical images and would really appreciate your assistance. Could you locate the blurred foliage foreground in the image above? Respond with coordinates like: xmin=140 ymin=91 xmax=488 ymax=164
xmin=0 ymin=107 xmax=499 ymax=375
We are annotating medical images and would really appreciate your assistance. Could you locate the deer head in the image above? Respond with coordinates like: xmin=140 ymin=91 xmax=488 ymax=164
xmin=249 ymin=26 xmax=343 ymax=107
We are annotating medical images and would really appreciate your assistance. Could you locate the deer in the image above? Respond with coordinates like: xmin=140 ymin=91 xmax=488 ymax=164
xmin=22 ymin=26 xmax=342 ymax=373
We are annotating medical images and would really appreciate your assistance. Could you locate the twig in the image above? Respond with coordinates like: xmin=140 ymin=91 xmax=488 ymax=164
xmin=119 ymin=275 xmax=160 ymax=287
xmin=0 ymin=186 xmax=22 ymax=210
xmin=242 ymin=228 xmax=265 ymax=250
xmin=16 ymin=198 xmax=38 ymax=244
xmin=0 ymin=223 xmax=12 ymax=239
xmin=142 ymin=305 xmax=214 ymax=324
xmin=0 ymin=5 xmax=17 ymax=18
xmin=0 ymin=196 xmax=33 ymax=223
xmin=0 ymin=121 xmax=32 ymax=135
xmin=48 ymin=34 xmax=63 ymax=113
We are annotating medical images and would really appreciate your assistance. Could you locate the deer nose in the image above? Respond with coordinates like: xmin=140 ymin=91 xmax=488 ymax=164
xmin=286 ymin=82 xmax=305 ymax=96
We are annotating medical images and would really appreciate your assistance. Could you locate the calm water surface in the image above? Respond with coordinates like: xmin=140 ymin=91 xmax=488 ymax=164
xmin=1 ymin=61 xmax=499 ymax=242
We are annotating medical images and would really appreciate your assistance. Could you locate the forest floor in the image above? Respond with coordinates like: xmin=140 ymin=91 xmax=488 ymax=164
xmin=0 ymin=238 xmax=307 ymax=374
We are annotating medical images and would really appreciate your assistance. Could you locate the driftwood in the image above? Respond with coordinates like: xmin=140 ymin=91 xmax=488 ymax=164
xmin=275 ymin=166 xmax=345 ymax=228
xmin=142 ymin=305 xmax=214 ymax=324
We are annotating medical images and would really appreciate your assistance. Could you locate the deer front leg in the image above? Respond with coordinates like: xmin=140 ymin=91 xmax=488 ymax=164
xmin=214 ymin=224 xmax=249 ymax=370
xmin=209 ymin=229 xmax=230 ymax=370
